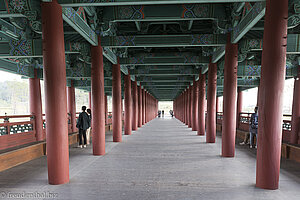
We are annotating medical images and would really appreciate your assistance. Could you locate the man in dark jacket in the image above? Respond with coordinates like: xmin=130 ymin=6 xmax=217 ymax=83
xmin=76 ymin=106 xmax=90 ymax=148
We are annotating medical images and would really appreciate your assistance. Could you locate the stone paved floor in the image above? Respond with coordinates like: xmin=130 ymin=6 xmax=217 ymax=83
xmin=0 ymin=117 xmax=300 ymax=200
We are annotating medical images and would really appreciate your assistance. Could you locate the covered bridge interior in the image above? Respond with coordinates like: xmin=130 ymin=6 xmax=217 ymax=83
xmin=0 ymin=0 xmax=300 ymax=199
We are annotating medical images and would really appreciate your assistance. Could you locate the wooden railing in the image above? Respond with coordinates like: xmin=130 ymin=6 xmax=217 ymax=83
xmin=0 ymin=111 xmax=125 ymax=151
xmin=216 ymin=112 xmax=293 ymax=143
xmin=0 ymin=115 xmax=36 ymax=150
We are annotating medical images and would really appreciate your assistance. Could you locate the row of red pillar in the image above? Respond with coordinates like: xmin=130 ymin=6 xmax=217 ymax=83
xmin=174 ymin=0 xmax=293 ymax=190
xmin=28 ymin=0 xmax=159 ymax=185
xmin=124 ymin=73 xmax=158 ymax=136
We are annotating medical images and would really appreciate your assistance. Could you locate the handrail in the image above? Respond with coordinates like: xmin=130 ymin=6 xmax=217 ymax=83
xmin=0 ymin=115 xmax=32 ymax=119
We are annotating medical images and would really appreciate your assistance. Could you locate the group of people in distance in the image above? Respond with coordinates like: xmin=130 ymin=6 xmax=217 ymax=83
xmin=158 ymin=110 xmax=174 ymax=118
xmin=76 ymin=106 xmax=92 ymax=148
xmin=240 ymin=106 xmax=259 ymax=149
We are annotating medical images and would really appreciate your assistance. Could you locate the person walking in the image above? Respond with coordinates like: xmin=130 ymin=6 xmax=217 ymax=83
xmin=76 ymin=106 xmax=90 ymax=148
xmin=249 ymin=106 xmax=258 ymax=148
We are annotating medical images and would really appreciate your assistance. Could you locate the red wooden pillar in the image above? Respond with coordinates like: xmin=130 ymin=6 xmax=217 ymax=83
xmin=143 ymin=89 xmax=146 ymax=124
xmin=67 ymin=81 xmax=76 ymax=133
xmin=142 ymin=88 xmax=145 ymax=125
xmin=138 ymin=86 xmax=142 ymax=127
xmin=216 ymin=97 xmax=219 ymax=113
xmin=41 ymin=0 xmax=69 ymax=185
xmin=222 ymin=34 xmax=238 ymax=157
xmin=88 ymin=92 xmax=91 ymax=109
xmin=198 ymin=73 xmax=206 ymax=136
xmin=188 ymin=86 xmax=192 ymax=128
xmin=185 ymin=90 xmax=188 ymax=125
xmin=182 ymin=91 xmax=185 ymax=123
xmin=104 ymin=94 xmax=108 ymax=125
xmin=146 ymin=92 xmax=149 ymax=122
xmin=256 ymin=0 xmax=288 ymax=190
xmin=112 ymin=62 xmax=122 ymax=142
xmin=132 ymin=81 xmax=138 ymax=130
xmin=29 ymin=69 xmax=44 ymax=141
xmin=91 ymin=38 xmax=105 ymax=155
xmin=207 ymin=61 xmax=217 ymax=143
xmin=236 ymin=88 xmax=243 ymax=129
xmin=124 ymin=74 xmax=132 ymax=135
xmin=192 ymin=79 xmax=199 ymax=131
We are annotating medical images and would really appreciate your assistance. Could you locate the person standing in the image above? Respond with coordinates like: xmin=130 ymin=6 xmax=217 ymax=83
xmin=249 ymin=106 xmax=258 ymax=148
xmin=86 ymin=108 xmax=92 ymax=145
xmin=76 ymin=106 xmax=90 ymax=148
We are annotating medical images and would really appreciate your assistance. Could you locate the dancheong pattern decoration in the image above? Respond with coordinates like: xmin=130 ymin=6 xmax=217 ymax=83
xmin=116 ymin=36 xmax=136 ymax=46
xmin=5 ymin=0 xmax=42 ymax=34
xmin=9 ymin=31 xmax=32 ymax=57
xmin=16 ymin=63 xmax=32 ymax=77
xmin=5 ymin=0 xmax=30 ymax=14
xmin=70 ymin=64 xmax=84 ymax=78
xmin=245 ymin=65 xmax=261 ymax=76
xmin=182 ymin=4 xmax=211 ymax=18
xmin=129 ymin=56 xmax=145 ymax=64
xmin=191 ymin=34 xmax=214 ymax=45
xmin=62 ymin=7 xmax=97 ymax=44
xmin=174 ymin=52 xmax=199 ymax=63
xmin=117 ymin=6 xmax=144 ymax=20
xmin=232 ymin=2 xmax=265 ymax=42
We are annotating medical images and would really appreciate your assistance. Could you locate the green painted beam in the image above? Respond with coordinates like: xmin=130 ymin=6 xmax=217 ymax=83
xmin=132 ymin=65 xmax=198 ymax=73
xmin=102 ymin=4 xmax=225 ymax=22
xmin=59 ymin=0 xmax=265 ymax=7
xmin=216 ymin=79 xmax=260 ymax=86
xmin=138 ymin=76 xmax=193 ymax=82
xmin=120 ymin=56 xmax=209 ymax=65
xmin=121 ymin=52 xmax=208 ymax=65
xmin=143 ymin=85 xmax=187 ymax=89
xmin=213 ymin=34 xmax=300 ymax=64
xmin=231 ymin=2 xmax=266 ymax=43
xmin=103 ymin=47 xmax=118 ymax=64
xmin=0 ymin=40 xmax=84 ymax=58
xmin=212 ymin=2 xmax=265 ymax=63
xmin=62 ymin=7 xmax=98 ymax=46
xmin=0 ymin=58 xmax=34 ymax=78
xmin=212 ymin=46 xmax=225 ymax=63
xmin=132 ymin=69 xmax=198 ymax=76
xmin=142 ymin=82 xmax=190 ymax=86
xmin=101 ymin=34 xmax=226 ymax=48
xmin=0 ymin=18 xmax=19 ymax=40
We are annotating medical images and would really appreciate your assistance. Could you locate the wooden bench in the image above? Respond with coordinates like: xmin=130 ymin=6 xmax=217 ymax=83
xmin=0 ymin=123 xmax=119 ymax=172
xmin=281 ymin=143 xmax=300 ymax=162
xmin=0 ymin=132 xmax=79 ymax=172
xmin=219 ymin=126 xmax=300 ymax=164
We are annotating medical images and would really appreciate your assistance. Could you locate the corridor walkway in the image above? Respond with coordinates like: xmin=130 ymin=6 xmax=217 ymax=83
xmin=0 ymin=117 xmax=300 ymax=200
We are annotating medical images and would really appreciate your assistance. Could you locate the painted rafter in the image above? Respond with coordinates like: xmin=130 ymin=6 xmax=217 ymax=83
xmin=101 ymin=34 xmax=226 ymax=48
xmin=0 ymin=40 xmax=88 ymax=58
xmin=131 ymin=68 xmax=199 ymax=76
xmin=58 ymin=0 xmax=265 ymax=7
xmin=102 ymin=4 xmax=225 ymax=22
xmin=0 ymin=18 xmax=19 ymax=40
xmin=231 ymin=2 xmax=265 ymax=43
xmin=212 ymin=2 xmax=266 ymax=63
xmin=137 ymin=76 xmax=194 ymax=82
xmin=62 ymin=7 xmax=98 ymax=46
xmin=0 ymin=58 xmax=34 ymax=78
xmin=120 ymin=56 xmax=209 ymax=65
xmin=62 ymin=7 xmax=119 ymax=64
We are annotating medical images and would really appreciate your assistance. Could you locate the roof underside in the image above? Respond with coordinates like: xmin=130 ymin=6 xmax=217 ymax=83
xmin=0 ymin=0 xmax=299 ymax=100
